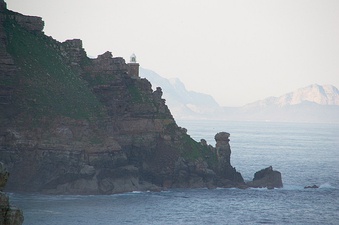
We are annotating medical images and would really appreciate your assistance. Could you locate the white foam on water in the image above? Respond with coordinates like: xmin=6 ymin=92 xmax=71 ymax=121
xmin=319 ymin=182 xmax=336 ymax=189
xmin=281 ymin=184 xmax=304 ymax=190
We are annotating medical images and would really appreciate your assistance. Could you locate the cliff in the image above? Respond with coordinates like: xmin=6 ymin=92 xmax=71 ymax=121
xmin=0 ymin=1 xmax=244 ymax=194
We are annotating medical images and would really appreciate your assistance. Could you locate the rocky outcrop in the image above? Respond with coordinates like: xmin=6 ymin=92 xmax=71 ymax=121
xmin=215 ymin=132 xmax=231 ymax=164
xmin=0 ymin=0 xmax=6 ymax=12
xmin=0 ymin=1 xmax=43 ymax=33
xmin=172 ymin=157 xmax=216 ymax=189
xmin=60 ymin=39 xmax=87 ymax=70
xmin=0 ymin=162 xmax=24 ymax=225
xmin=247 ymin=166 xmax=283 ymax=189
xmin=85 ymin=51 xmax=128 ymax=76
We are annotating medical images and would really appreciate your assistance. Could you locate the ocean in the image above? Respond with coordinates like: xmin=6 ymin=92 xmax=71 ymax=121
xmin=9 ymin=121 xmax=339 ymax=225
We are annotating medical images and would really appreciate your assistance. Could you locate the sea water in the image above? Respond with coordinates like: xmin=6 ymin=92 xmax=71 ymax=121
xmin=9 ymin=121 xmax=339 ymax=225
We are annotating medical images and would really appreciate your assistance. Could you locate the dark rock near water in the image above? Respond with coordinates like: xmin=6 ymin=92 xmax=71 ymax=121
xmin=247 ymin=166 xmax=283 ymax=189
xmin=304 ymin=185 xmax=319 ymax=189
xmin=0 ymin=162 xmax=24 ymax=225
xmin=0 ymin=162 xmax=8 ymax=191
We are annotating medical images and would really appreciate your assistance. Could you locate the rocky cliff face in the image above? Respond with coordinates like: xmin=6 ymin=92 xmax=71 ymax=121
xmin=0 ymin=1 xmax=245 ymax=194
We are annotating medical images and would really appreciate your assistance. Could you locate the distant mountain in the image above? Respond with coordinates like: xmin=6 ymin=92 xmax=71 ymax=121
xmin=228 ymin=84 xmax=339 ymax=123
xmin=140 ymin=68 xmax=220 ymax=119
xmin=246 ymin=84 xmax=339 ymax=107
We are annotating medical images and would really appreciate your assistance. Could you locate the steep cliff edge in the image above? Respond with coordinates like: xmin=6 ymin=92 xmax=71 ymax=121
xmin=0 ymin=1 xmax=246 ymax=194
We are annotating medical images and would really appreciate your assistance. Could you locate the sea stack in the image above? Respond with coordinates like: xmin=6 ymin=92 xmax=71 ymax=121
xmin=214 ymin=132 xmax=244 ymax=187
xmin=215 ymin=132 xmax=231 ymax=164
xmin=247 ymin=166 xmax=283 ymax=189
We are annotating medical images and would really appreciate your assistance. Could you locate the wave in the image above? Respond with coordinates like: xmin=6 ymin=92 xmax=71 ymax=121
xmin=281 ymin=183 xmax=337 ymax=190
xmin=281 ymin=185 xmax=304 ymax=190
xmin=32 ymin=209 xmax=62 ymax=215
xmin=319 ymin=182 xmax=336 ymax=189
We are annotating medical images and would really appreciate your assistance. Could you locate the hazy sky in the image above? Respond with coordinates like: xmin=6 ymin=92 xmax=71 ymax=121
xmin=7 ymin=0 xmax=339 ymax=106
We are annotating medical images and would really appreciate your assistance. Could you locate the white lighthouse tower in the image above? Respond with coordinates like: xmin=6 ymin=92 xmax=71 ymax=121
xmin=127 ymin=53 xmax=139 ymax=77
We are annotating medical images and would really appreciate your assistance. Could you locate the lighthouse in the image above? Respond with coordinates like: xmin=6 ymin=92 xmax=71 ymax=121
xmin=127 ymin=53 xmax=139 ymax=78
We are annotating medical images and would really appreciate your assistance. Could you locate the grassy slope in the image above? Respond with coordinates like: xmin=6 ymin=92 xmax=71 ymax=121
xmin=4 ymin=18 xmax=105 ymax=120
xmin=181 ymin=133 xmax=218 ymax=165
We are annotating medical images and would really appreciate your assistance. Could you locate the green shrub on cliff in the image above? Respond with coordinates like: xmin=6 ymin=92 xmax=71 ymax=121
xmin=4 ymin=19 xmax=105 ymax=120
xmin=180 ymin=134 xmax=218 ymax=166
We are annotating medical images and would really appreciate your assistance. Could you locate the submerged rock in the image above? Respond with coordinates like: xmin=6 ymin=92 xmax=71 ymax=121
xmin=304 ymin=185 xmax=319 ymax=189
xmin=247 ymin=166 xmax=283 ymax=189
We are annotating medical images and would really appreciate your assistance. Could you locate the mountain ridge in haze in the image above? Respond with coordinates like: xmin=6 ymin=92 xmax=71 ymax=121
xmin=238 ymin=83 xmax=339 ymax=123
xmin=140 ymin=68 xmax=220 ymax=119
xmin=140 ymin=68 xmax=339 ymax=123
xmin=245 ymin=84 xmax=339 ymax=107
